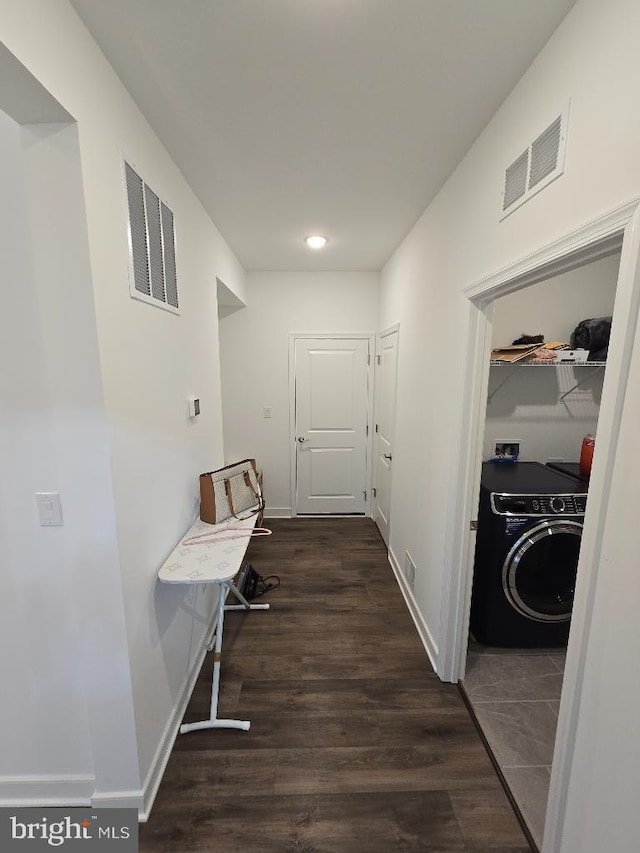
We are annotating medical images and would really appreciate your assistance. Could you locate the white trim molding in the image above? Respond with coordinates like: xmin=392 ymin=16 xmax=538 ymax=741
xmin=0 ymin=775 xmax=95 ymax=808
xmin=388 ymin=547 xmax=438 ymax=672
xmin=92 ymin=789 xmax=145 ymax=813
xmin=262 ymin=507 xmax=292 ymax=518
xmin=437 ymin=197 xmax=640 ymax=853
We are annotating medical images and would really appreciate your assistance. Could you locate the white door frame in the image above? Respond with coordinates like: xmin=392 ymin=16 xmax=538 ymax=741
xmin=438 ymin=198 xmax=640 ymax=852
xmin=288 ymin=332 xmax=375 ymax=517
xmin=372 ymin=323 xmax=400 ymax=541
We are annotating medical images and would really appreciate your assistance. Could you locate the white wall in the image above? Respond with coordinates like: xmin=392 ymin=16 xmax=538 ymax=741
xmin=220 ymin=272 xmax=379 ymax=515
xmin=0 ymin=110 xmax=97 ymax=794
xmin=1 ymin=0 xmax=245 ymax=809
xmin=484 ymin=253 xmax=619 ymax=462
xmin=22 ymin=117 xmax=143 ymax=805
xmin=491 ymin=253 xmax=619 ymax=347
xmin=379 ymin=0 xmax=640 ymax=849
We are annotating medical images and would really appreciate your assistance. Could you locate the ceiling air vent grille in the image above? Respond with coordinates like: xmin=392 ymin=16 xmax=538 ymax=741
xmin=501 ymin=103 xmax=569 ymax=220
xmin=124 ymin=160 xmax=179 ymax=312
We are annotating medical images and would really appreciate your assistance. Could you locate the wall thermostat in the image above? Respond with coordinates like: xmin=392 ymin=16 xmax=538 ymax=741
xmin=187 ymin=396 xmax=201 ymax=418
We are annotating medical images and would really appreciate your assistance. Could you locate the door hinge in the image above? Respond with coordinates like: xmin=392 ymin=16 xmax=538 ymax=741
xmin=366 ymin=424 xmax=369 ymax=436
xmin=470 ymin=520 xmax=478 ymax=531
xmin=367 ymin=354 xmax=371 ymax=365
xmin=372 ymin=487 xmax=377 ymax=498
xmin=376 ymin=354 xmax=381 ymax=365
xmin=375 ymin=423 xmax=379 ymax=433
xmin=364 ymin=490 xmax=368 ymax=501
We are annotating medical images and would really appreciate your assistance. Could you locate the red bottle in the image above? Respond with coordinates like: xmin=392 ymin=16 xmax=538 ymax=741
xmin=579 ymin=434 xmax=595 ymax=476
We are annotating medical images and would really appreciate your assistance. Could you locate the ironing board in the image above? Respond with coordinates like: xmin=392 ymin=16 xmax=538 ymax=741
xmin=158 ymin=513 xmax=269 ymax=733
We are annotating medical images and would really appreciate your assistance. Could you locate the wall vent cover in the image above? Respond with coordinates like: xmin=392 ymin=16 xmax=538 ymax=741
xmin=529 ymin=115 xmax=562 ymax=189
xmin=503 ymin=150 xmax=529 ymax=211
xmin=124 ymin=161 xmax=179 ymax=312
xmin=501 ymin=103 xmax=569 ymax=220
xmin=404 ymin=551 xmax=416 ymax=591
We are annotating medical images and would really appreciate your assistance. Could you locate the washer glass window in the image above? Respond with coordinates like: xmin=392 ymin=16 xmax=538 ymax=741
xmin=503 ymin=521 xmax=582 ymax=622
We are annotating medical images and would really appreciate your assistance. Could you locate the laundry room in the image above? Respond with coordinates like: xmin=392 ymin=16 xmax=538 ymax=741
xmin=461 ymin=249 xmax=621 ymax=850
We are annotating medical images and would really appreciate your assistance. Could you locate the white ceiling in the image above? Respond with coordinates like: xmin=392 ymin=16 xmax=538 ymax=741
xmin=70 ymin=0 xmax=576 ymax=271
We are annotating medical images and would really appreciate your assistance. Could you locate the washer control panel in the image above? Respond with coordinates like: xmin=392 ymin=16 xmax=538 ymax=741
xmin=491 ymin=492 xmax=587 ymax=517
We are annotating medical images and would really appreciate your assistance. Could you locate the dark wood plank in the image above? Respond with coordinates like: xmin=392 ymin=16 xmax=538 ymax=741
xmin=300 ymin=651 xmax=438 ymax=680
xmin=185 ymin=791 xmax=466 ymax=851
xmin=139 ymin=517 xmax=532 ymax=853
xmin=273 ymin=745 xmax=500 ymax=795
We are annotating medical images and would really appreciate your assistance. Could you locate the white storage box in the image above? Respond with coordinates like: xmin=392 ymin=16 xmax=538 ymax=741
xmin=554 ymin=349 xmax=590 ymax=364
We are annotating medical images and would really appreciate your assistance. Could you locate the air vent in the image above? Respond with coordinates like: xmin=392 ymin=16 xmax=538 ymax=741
xmin=503 ymin=150 xmax=529 ymax=211
xmin=124 ymin=161 xmax=179 ymax=312
xmin=529 ymin=116 xmax=562 ymax=188
xmin=501 ymin=103 xmax=569 ymax=220
xmin=124 ymin=163 xmax=150 ymax=297
xmin=404 ymin=552 xmax=416 ymax=591
xmin=161 ymin=203 xmax=179 ymax=308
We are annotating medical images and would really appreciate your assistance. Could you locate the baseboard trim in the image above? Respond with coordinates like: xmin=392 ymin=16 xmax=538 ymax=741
xmin=263 ymin=507 xmax=292 ymax=518
xmin=0 ymin=775 xmax=95 ymax=808
xmin=91 ymin=789 xmax=145 ymax=811
xmin=388 ymin=547 xmax=439 ymax=672
xmin=137 ymin=604 xmax=219 ymax=822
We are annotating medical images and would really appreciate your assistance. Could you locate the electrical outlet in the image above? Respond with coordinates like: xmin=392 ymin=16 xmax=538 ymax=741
xmin=492 ymin=440 xmax=520 ymax=461
xmin=548 ymin=456 xmax=564 ymax=463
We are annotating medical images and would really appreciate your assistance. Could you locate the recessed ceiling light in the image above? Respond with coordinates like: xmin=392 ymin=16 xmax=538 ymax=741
xmin=305 ymin=235 xmax=328 ymax=249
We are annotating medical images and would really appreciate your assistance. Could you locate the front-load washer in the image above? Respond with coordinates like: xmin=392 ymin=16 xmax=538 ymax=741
xmin=470 ymin=462 xmax=587 ymax=647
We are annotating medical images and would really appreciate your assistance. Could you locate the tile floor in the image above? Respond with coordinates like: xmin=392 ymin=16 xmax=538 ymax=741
xmin=462 ymin=643 xmax=566 ymax=850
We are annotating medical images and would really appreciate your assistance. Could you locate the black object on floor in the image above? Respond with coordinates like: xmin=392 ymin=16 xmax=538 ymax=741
xmin=240 ymin=563 xmax=280 ymax=599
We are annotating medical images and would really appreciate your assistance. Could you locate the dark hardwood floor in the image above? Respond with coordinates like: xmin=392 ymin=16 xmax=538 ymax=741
xmin=140 ymin=518 xmax=531 ymax=852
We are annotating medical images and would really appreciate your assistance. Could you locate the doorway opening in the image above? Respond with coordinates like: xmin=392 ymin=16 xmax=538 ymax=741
xmin=439 ymin=200 xmax=640 ymax=853
xmin=460 ymin=250 xmax=620 ymax=850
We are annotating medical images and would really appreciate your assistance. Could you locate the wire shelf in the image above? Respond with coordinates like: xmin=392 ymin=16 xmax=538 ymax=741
xmin=490 ymin=360 xmax=607 ymax=367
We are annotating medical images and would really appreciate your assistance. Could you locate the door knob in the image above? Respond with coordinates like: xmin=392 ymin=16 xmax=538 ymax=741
xmin=383 ymin=453 xmax=392 ymax=460
xmin=297 ymin=436 xmax=307 ymax=443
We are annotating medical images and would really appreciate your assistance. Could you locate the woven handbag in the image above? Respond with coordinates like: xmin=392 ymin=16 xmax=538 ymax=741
xmin=199 ymin=459 xmax=264 ymax=524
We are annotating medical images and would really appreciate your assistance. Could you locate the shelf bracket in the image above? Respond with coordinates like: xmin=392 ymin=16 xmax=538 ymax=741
xmin=487 ymin=368 xmax=517 ymax=402
xmin=560 ymin=366 xmax=604 ymax=400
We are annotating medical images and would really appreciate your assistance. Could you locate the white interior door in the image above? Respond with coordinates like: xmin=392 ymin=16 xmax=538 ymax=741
xmin=373 ymin=329 xmax=398 ymax=544
xmin=295 ymin=338 xmax=370 ymax=514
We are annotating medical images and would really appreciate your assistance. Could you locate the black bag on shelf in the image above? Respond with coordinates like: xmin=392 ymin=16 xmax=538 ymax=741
xmin=570 ymin=316 xmax=612 ymax=361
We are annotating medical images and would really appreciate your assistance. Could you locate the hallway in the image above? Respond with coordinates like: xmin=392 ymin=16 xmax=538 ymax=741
xmin=140 ymin=519 xmax=530 ymax=852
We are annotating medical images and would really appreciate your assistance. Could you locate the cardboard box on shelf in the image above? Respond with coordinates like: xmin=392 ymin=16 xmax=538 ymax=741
xmin=490 ymin=344 xmax=542 ymax=363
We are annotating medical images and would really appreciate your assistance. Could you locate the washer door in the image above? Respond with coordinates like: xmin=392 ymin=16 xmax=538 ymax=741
xmin=502 ymin=520 xmax=582 ymax=622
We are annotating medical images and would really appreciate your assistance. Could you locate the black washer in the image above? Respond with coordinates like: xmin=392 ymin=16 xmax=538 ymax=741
xmin=470 ymin=462 xmax=587 ymax=647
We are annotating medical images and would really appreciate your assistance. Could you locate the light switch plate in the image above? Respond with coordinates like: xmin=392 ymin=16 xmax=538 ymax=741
xmin=263 ymin=406 xmax=272 ymax=419
xmin=187 ymin=396 xmax=200 ymax=418
xmin=36 ymin=492 xmax=63 ymax=527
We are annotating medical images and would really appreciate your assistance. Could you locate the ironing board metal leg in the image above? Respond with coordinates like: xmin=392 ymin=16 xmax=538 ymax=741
xmin=179 ymin=581 xmax=268 ymax=734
